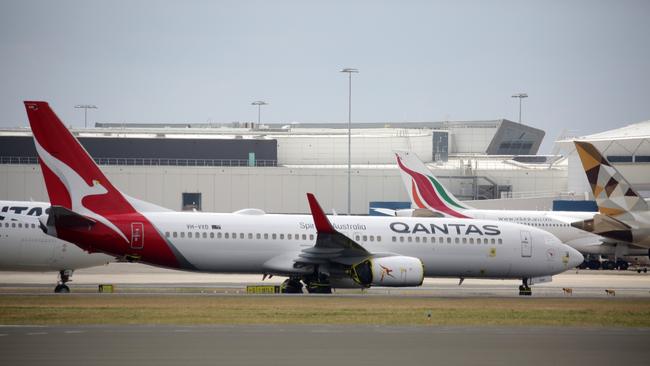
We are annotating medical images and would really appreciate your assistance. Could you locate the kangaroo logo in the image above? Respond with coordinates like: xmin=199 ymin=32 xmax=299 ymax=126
xmin=34 ymin=139 xmax=129 ymax=242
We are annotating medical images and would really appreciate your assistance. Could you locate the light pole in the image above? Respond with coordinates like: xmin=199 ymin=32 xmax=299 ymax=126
xmin=74 ymin=104 xmax=98 ymax=128
xmin=251 ymin=101 xmax=268 ymax=125
xmin=340 ymin=68 xmax=358 ymax=215
xmin=511 ymin=93 xmax=528 ymax=123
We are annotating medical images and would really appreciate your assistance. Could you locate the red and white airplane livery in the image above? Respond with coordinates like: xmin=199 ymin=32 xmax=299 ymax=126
xmin=23 ymin=101 xmax=583 ymax=294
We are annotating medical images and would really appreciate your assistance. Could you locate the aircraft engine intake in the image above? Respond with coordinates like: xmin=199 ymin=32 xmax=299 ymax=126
xmin=351 ymin=256 xmax=424 ymax=287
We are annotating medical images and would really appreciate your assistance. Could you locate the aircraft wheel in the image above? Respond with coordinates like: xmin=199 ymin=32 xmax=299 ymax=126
xmin=280 ymin=279 xmax=303 ymax=294
xmin=54 ymin=284 xmax=70 ymax=293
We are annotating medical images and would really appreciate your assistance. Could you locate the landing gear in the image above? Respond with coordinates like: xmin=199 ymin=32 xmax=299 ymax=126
xmin=518 ymin=278 xmax=531 ymax=296
xmin=305 ymin=273 xmax=332 ymax=294
xmin=615 ymin=260 xmax=629 ymax=271
xmin=54 ymin=269 xmax=73 ymax=293
xmin=280 ymin=278 xmax=304 ymax=294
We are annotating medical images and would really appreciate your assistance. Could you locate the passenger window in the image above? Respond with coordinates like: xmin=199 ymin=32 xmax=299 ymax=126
xmin=407 ymin=237 xmax=412 ymax=243
xmin=257 ymin=233 xmax=261 ymax=239
xmin=302 ymin=234 xmax=307 ymax=240
xmin=18 ymin=223 xmax=22 ymax=228
xmin=369 ymin=236 xmax=374 ymax=242
xmin=264 ymin=233 xmax=269 ymax=239
xmin=498 ymin=238 xmax=503 ymax=245
xmin=377 ymin=236 xmax=381 ymax=242
xmin=272 ymin=234 xmax=277 ymax=240
xmin=295 ymin=235 xmax=299 ymax=240
xmin=462 ymin=238 xmax=467 ymax=244
xmin=31 ymin=224 xmax=36 ymax=229
xmin=362 ymin=235 xmax=367 ymax=242
xmin=491 ymin=238 xmax=495 ymax=244
xmin=422 ymin=237 xmax=427 ymax=243
xmin=415 ymin=236 xmax=420 ymax=243
xmin=392 ymin=236 xmax=396 ymax=242
xmin=173 ymin=232 xmax=178 ymax=238
xmin=240 ymin=233 xmax=244 ymax=239
xmin=232 ymin=233 xmax=236 ymax=239
xmin=210 ymin=232 xmax=214 ymax=239
xmin=203 ymin=232 xmax=207 ymax=239
xmin=196 ymin=232 xmax=200 ymax=239
xmin=447 ymin=237 xmax=451 ymax=244
xmin=180 ymin=232 xmax=185 ymax=238
xmin=309 ymin=234 xmax=314 ymax=240
xmin=288 ymin=234 xmax=292 ymax=240
xmin=399 ymin=237 xmax=404 ymax=242
xmin=248 ymin=233 xmax=253 ymax=239
xmin=218 ymin=232 xmax=222 ymax=239
xmin=455 ymin=238 xmax=459 ymax=244
xmin=280 ymin=234 xmax=284 ymax=240
xmin=469 ymin=238 xmax=474 ymax=244
xmin=165 ymin=232 xmax=170 ymax=238
xmin=355 ymin=235 xmax=360 ymax=241
xmin=225 ymin=233 xmax=229 ymax=239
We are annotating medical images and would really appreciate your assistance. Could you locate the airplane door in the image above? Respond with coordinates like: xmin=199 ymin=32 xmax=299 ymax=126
xmin=520 ymin=230 xmax=532 ymax=257
xmin=131 ymin=223 xmax=144 ymax=249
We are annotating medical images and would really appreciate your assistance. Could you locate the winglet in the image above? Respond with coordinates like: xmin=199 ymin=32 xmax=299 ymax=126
xmin=306 ymin=193 xmax=336 ymax=234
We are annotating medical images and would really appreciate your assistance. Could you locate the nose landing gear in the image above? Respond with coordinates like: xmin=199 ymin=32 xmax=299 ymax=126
xmin=518 ymin=277 xmax=531 ymax=296
xmin=54 ymin=269 xmax=73 ymax=293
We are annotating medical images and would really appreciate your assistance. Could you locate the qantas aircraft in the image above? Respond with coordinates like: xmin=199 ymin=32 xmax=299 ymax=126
xmin=0 ymin=200 xmax=112 ymax=292
xmin=571 ymin=141 xmax=650 ymax=249
xmin=23 ymin=101 xmax=583 ymax=294
xmin=393 ymin=150 xmax=649 ymax=266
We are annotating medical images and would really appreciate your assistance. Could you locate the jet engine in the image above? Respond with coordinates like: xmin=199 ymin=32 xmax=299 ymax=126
xmin=350 ymin=256 xmax=424 ymax=287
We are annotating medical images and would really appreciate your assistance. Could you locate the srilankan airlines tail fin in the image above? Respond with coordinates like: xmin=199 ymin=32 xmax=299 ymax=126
xmin=394 ymin=150 xmax=472 ymax=218
xmin=574 ymin=141 xmax=648 ymax=215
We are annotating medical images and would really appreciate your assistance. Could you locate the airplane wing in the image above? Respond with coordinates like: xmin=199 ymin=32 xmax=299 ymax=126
xmin=298 ymin=193 xmax=371 ymax=266
xmin=262 ymin=194 xmax=373 ymax=275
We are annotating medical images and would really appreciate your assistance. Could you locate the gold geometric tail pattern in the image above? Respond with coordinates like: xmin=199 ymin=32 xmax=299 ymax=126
xmin=574 ymin=141 xmax=648 ymax=216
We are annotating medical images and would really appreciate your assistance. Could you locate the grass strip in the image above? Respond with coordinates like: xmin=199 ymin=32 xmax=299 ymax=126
xmin=1 ymin=295 xmax=649 ymax=327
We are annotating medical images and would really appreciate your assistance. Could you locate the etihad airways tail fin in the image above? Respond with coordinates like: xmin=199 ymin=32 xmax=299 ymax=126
xmin=574 ymin=141 xmax=648 ymax=215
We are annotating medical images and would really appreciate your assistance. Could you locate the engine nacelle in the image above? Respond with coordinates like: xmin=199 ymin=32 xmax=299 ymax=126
xmin=351 ymin=256 xmax=424 ymax=287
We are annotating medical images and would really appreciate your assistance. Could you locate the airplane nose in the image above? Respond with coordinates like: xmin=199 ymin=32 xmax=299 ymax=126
xmin=566 ymin=246 xmax=584 ymax=268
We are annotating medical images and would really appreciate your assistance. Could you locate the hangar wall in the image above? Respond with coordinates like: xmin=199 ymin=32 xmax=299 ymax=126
xmin=0 ymin=163 xmax=567 ymax=214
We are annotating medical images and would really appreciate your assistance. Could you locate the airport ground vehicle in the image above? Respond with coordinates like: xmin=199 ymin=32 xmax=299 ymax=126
xmin=23 ymin=101 xmax=583 ymax=294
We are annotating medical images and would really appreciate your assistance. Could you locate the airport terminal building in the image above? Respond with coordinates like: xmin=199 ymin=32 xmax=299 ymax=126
xmin=0 ymin=118 xmax=645 ymax=214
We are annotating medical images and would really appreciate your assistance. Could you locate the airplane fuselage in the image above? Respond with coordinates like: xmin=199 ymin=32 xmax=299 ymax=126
xmin=53 ymin=211 xmax=581 ymax=280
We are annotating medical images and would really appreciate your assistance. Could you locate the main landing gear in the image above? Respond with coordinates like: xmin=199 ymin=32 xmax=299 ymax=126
xmin=280 ymin=278 xmax=304 ymax=294
xmin=54 ymin=269 xmax=73 ymax=293
xmin=279 ymin=274 xmax=333 ymax=294
xmin=305 ymin=272 xmax=332 ymax=294
xmin=518 ymin=278 xmax=532 ymax=296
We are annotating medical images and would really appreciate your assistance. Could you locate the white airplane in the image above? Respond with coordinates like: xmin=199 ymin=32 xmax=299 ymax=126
xmin=0 ymin=200 xmax=113 ymax=292
xmin=571 ymin=141 xmax=650 ymax=249
xmin=23 ymin=101 xmax=583 ymax=294
xmin=392 ymin=150 xmax=649 ymax=267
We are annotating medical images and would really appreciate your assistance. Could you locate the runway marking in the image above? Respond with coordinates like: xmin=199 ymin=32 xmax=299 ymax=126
xmin=0 ymin=333 xmax=7 ymax=336
xmin=26 ymin=332 xmax=47 ymax=335
xmin=64 ymin=330 xmax=85 ymax=334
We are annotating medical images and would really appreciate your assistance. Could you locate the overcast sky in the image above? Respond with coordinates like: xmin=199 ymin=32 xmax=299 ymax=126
xmin=1 ymin=0 xmax=649 ymax=152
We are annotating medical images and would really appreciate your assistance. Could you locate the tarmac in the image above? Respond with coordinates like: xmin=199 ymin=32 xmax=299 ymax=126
xmin=1 ymin=263 xmax=649 ymax=297
xmin=0 ymin=324 xmax=649 ymax=366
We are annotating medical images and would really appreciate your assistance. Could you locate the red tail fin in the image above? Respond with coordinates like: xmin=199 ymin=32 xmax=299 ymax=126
xmin=24 ymin=101 xmax=136 ymax=217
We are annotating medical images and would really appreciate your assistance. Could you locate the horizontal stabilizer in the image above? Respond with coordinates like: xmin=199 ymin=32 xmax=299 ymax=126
xmin=46 ymin=205 xmax=96 ymax=229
